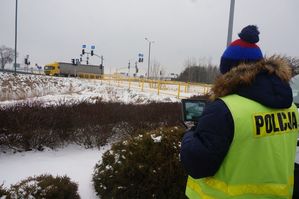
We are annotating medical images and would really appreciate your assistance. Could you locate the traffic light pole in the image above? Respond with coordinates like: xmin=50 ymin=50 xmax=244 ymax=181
xmin=79 ymin=46 xmax=104 ymax=73
xmin=14 ymin=0 xmax=18 ymax=75
xmin=147 ymin=42 xmax=151 ymax=79
xmin=93 ymin=53 xmax=104 ymax=66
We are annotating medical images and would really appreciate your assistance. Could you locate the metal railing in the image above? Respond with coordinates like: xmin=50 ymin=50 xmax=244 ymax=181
xmin=77 ymin=73 xmax=211 ymax=99
xmin=0 ymin=70 xmax=211 ymax=99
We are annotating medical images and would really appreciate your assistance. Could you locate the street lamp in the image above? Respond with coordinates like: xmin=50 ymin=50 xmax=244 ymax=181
xmin=14 ymin=0 xmax=18 ymax=75
xmin=227 ymin=0 xmax=235 ymax=47
xmin=145 ymin=38 xmax=154 ymax=79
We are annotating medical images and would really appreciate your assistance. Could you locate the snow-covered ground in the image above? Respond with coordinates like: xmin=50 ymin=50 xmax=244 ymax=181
xmin=0 ymin=73 xmax=192 ymax=107
xmin=0 ymin=73 xmax=202 ymax=198
xmin=0 ymin=145 xmax=110 ymax=199
xmin=1 ymin=72 xmax=298 ymax=198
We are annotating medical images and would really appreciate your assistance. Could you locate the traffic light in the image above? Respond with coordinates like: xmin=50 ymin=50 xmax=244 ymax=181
xmin=91 ymin=50 xmax=94 ymax=56
xmin=138 ymin=53 xmax=144 ymax=62
xmin=24 ymin=58 xmax=30 ymax=65
xmin=82 ymin=49 xmax=85 ymax=55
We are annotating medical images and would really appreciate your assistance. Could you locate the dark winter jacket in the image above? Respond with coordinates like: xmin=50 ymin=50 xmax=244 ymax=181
xmin=180 ymin=56 xmax=298 ymax=197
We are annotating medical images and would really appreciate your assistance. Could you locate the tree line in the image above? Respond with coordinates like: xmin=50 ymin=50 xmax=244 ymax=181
xmin=176 ymin=58 xmax=220 ymax=84
xmin=0 ymin=45 xmax=15 ymax=70
xmin=175 ymin=56 xmax=299 ymax=84
xmin=1 ymin=44 xmax=299 ymax=79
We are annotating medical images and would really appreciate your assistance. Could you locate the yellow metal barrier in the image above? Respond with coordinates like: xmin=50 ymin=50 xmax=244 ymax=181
xmin=177 ymin=84 xmax=181 ymax=98
xmin=77 ymin=73 xmax=212 ymax=99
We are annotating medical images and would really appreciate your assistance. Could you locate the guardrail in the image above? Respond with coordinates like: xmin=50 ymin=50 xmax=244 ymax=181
xmin=77 ymin=73 xmax=102 ymax=79
xmin=0 ymin=70 xmax=211 ymax=99
xmin=77 ymin=73 xmax=211 ymax=99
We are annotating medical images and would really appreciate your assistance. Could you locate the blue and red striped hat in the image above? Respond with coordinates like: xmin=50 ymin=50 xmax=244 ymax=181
xmin=220 ymin=25 xmax=263 ymax=74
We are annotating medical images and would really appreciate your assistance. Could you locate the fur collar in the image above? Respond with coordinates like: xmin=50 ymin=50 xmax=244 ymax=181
xmin=210 ymin=56 xmax=292 ymax=101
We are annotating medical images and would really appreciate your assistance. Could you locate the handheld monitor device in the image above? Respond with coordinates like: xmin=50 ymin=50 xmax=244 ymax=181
xmin=181 ymin=99 xmax=206 ymax=123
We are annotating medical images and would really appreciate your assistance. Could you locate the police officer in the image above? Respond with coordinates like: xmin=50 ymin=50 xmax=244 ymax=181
xmin=180 ymin=25 xmax=299 ymax=199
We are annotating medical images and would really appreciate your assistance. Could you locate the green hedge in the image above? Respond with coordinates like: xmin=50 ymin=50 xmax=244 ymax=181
xmin=93 ymin=126 xmax=188 ymax=199
xmin=2 ymin=174 xmax=80 ymax=199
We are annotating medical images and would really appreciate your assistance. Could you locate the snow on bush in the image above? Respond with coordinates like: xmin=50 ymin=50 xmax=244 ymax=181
xmin=92 ymin=126 xmax=188 ymax=199
xmin=0 ymin=184 xmax=8 ymax=198
xmin=2 ymin=174 xmax=80 ymax=199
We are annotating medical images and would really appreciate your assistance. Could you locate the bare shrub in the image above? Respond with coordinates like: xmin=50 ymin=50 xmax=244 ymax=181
xmin=0 ymin=101 xmax=181 ymax=151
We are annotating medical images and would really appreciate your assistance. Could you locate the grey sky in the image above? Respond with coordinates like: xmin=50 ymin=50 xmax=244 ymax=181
xmin=1 ymin=0 xmax=298 ymax=75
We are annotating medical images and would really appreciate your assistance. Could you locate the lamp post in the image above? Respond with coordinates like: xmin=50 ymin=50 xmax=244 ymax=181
xmin=227 ymin=0 xmax=235 ymax=47
xmin=145 ymin=38 xmax=154 ymax=79
xmin=14 ymin=0 xmax=18 ymax=75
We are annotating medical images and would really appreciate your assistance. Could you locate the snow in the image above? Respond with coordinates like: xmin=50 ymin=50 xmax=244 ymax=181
xmin=0 ymin=73 xmax=199 ymax=198
xmin=150 ymin=134 xmax=162 ymax=143
xmin=0 ymin=144 xmax=111 ymax=199
xmin=1 ymin=72 xmax=296 ymax=198
xmin=0 ymin=73 xmax=186 ymax=107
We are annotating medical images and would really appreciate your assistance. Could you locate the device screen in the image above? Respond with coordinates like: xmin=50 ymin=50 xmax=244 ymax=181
xmin=182 ymin=99 xmax=206 ymax=122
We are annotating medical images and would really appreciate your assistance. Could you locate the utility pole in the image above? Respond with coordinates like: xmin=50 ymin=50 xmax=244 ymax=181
xmin=100 ymin=56 xmax=104 ymax=66
xmin=147 ymin=42 xmax=151 ymax=78
xmin=14 ymin=0 xmax=18 ymax=75
xmin=128 ymin=60 xmax=131 ymax=76
xmin=227 ymin=0 xmax=235 ymax=47
xmin=145 ymin=38 xmax=154 ymax=79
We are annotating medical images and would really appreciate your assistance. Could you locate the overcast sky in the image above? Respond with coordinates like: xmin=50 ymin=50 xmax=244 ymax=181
xmin=1 ymin=0 xmax=298 ymax=75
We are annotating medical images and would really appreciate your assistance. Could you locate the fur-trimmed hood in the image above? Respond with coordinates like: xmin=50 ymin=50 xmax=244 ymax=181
xmin=210 ymin=56 xmax=293 ymax=108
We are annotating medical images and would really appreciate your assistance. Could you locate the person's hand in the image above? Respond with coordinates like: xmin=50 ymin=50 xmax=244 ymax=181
xmin=185 ymin=121 xmax=197 ymax=131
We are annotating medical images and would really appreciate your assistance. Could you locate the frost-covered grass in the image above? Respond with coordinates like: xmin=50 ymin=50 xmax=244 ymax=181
xmin=0 ymin=73 xmax=180 ymax=107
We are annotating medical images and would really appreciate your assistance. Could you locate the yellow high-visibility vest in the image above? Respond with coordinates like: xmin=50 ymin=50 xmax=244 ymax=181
xmin=186 ymin=94 xmax=299 ymax=199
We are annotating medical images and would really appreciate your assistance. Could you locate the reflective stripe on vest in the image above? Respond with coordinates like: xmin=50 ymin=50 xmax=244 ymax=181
xmin=185 ymin=94 xmax=299 ymax=199
xmin=187 ymin=176 xmax=294 ymax=198
xmin=186 ymin=177 xmax=216 ymax=199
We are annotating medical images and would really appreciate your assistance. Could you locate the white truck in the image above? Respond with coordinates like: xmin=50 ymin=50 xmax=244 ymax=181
xmin=44 ymin=62 xmax=103 ymax=77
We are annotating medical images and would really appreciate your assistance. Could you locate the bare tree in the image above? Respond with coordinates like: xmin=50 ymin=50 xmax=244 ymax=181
xmin=159 ymin=67 xmax=166 ymax=80
xmin=150 ymin=60 xmax=161 ymax=79
xmin=149 ymin=60 xmax=167 ymax=80
xmin=177 ymin=57 xmax=219 ymax=83
xmin=0 ymin=45 xmax=15 ymax=70
xmin=284 ymin=56 xmax=299 ymax=76
xmin=184 ymin=57 xmax=197 ymax=82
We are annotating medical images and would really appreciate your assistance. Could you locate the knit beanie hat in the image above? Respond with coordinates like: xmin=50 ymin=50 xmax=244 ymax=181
xmin=220 ymin=25 xmax=263 ymax=74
